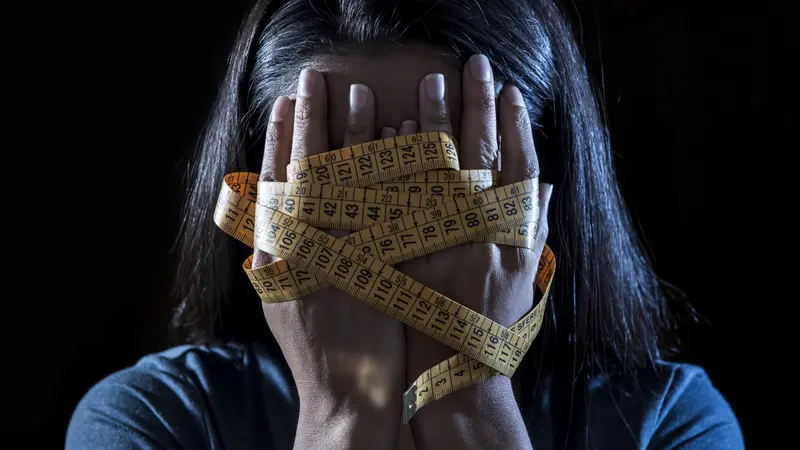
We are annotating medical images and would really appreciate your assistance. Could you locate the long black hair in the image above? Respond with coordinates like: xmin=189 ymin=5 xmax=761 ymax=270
xmin=173 ymin=0 xmax=679 ymax=428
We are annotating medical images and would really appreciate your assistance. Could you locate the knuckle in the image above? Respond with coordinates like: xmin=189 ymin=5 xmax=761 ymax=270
xmin=521 ymin=153 xmax=540 ymax=179
xmin=293 ymin=101 xmax=315 ymax=127
xmin=423 ymin=106 xmax=450 ymax=127
xmin=469 ymin=85 xmax=496 ymax=114
xmin=266 ymin=122 xmax=282 ymax=147
xmin=261 ymin=125 xmax=284 ymax=181
xmin=473 ymin=243 xmax=495 ymax=262
xmin=259 ymin=159 xmax=277 ymax=182
xmin=513 ymin=106 xmax=530 ymax=130
xmin=476 ymin=135 xmax=498 ymax=168
xmin=515 ymin=246 xmax=537 ymax=269
xmin=346 ymin=116 xmax=370 ymax=138
xmin=477 ymin=94 xmax=495 ymax=114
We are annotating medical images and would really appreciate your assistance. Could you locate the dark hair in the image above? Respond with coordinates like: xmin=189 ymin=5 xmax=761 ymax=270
xmin=173 ymin=0 xmax=680 ymax=409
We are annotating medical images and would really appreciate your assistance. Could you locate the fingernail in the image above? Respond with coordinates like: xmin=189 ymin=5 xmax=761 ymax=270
xmin=298 ymin=69 xmax=316 ymax=98
xmin=381 ymin=127 xmax=397 ymax=138
xmin=424 ymin=74 xmax=445 ymax=102
xmin=469 ymin=55 xmax=492 ymax=82
xmin=506 ymin=85 xmax=525 ymax=107
xmin=350 ymin=84 xmax=369 ymax=111
xmin=401 ymin=120 xmax=419 ymax=135
xmin=271 ymin=96 xmax=291 ymax=121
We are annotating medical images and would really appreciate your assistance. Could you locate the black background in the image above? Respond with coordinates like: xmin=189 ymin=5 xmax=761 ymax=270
xmin=13 ymin=0 xmax=785 ymax=447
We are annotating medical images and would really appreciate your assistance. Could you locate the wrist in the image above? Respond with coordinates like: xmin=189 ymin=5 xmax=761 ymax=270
xmin=295 ymin=388 xmax=400 ymax=450
xmin=409 ymin=376 xmax=531 ymax=450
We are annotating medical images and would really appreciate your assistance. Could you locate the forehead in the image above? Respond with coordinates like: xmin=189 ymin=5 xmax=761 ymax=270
xmin=309 ymin=46 xmax=464 ymax=149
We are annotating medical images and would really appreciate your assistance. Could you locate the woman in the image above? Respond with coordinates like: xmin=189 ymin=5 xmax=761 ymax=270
xmin=66 ymin=0 xmax=743 ymax=449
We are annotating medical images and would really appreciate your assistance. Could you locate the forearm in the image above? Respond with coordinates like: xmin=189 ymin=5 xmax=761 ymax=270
xmin=409 ymin=376 xmax=531 ymax=450
xmin=294 ymin=390 xmax=400 ymax=450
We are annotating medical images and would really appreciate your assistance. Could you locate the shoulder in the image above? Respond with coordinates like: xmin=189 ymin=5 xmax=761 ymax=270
xmin=588 ymin=361 xmax=744 ymax=449
xmin=65 ymin=345 xmax=213 ymax=449
xmin=642 ymin=362 xmax=744 ymax=449
xmin=66 ymin=342 xmax=298 ymax=450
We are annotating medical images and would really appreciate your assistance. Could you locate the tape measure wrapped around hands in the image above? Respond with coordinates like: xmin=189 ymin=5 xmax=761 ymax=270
xmin=214 ymin=132 xmax=554 ymax=423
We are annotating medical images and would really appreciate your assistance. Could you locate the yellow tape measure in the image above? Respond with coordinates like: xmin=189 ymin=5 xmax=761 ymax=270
xmin=286 ymin=131 xmax=460 ymax=187
xmin=213 ymin=132 xmax=554 ymax=422
xmin=403 ymin=248 xmax=553 ymax=422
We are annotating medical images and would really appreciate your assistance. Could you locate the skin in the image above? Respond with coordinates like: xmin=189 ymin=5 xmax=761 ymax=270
xmin=254 ymin=47 xmax=553 ymax=450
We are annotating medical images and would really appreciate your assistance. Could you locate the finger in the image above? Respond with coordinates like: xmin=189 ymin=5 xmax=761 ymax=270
xmin=255 ymin=96 xmax=294 ymax=268
xmin=499 ymin=85 xmax=539 ymax=183
xmin=418 ymin=73 xmax=452 ymax=134
xmin=460 ymin=54 xmax=498 ymax=169
xmin=260 ymin=96 xmax=294 ymax=182
xmin=291 ymin=69 xmax=328 ymax=162
xmin=343 ymin=84 xmax=376 ymax=146
xmin=399 ymin=120 xmax=418 ymax=136
xmin=381 ymin=127 xmax=397 ymax=138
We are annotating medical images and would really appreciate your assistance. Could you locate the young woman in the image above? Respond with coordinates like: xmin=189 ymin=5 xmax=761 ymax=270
xmin=67 ymin=1 xmax=743 ymax=448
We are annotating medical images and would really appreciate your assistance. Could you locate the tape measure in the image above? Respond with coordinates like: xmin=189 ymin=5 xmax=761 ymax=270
xmin=214 ymin=132 xmax=554 ymax=422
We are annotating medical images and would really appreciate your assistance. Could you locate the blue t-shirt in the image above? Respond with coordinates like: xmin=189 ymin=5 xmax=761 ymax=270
xmin=65 ymin=342 xmax=744 ymax=449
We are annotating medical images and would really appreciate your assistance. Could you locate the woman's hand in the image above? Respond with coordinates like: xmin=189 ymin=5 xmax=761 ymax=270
xmin=398 ymin=55 xmax=553 ymax=449
xmin=253 ymin=70 xmax=405 ymax=450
